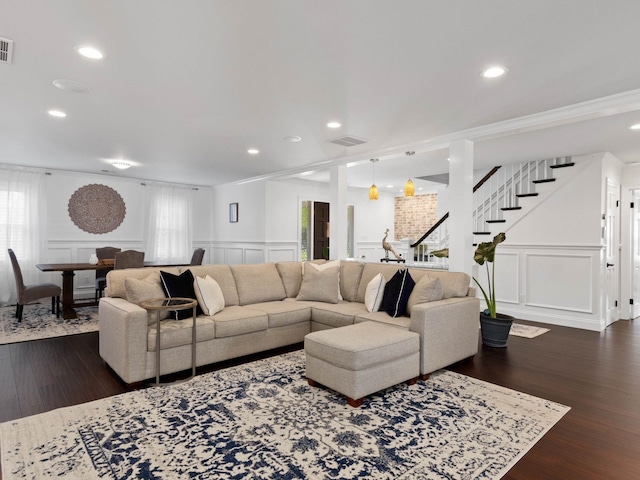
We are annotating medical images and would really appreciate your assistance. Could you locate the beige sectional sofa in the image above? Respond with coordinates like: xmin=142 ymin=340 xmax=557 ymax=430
xmin=99 ymin=261 xmax=480 ymax=385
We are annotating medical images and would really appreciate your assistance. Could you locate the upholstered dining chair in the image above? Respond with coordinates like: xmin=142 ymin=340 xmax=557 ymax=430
xmin=95 ymin=246 xmax=121 ymax=301
xmin=190 ymin=248 xmax=205 ymax=265
xmin=114 ymin=250 xmax=145 ymax=269
xmin=8 ymin=248 xmax=60 ymax=322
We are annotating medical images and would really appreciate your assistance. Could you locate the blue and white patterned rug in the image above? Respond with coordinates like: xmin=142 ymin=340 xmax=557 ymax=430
xmin=0 ymin=303 xmax=98 ymax=345
xmin=0 ymin=350 xmax=570 ymax=479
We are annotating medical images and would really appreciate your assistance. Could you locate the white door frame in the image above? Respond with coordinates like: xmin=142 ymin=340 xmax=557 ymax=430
xmin=620 ymin=185 xmax=640 ymax=319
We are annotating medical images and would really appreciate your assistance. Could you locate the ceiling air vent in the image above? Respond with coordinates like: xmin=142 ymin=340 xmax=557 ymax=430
xmin=328 ymin=135 xmax=367 ymax=147
xmin=0 ymin=37 xmax=14 ymax=64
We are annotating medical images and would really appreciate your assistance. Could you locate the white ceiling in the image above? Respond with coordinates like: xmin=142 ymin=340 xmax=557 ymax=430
xmin=2 ymin=1 xmax=640 ymax=189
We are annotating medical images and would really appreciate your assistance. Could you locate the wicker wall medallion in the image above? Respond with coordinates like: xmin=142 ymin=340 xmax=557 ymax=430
xmin=68 ymin=184 xmax=126 ymax=234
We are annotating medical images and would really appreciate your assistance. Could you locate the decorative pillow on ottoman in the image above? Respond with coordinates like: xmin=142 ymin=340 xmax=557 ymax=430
xmin=381 ymin=269 xmax=415 ymax=317
xmin=159 ymin=270 xmax=202 ymax=319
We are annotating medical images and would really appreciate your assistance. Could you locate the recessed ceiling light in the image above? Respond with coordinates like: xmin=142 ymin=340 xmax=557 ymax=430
xmin=53 ymin=79 xmax=89 ymax=93
xmin=386 ymin=185 xmax=394 ymax=189
xmin=327 ymin=121 xmax=341 ymax=129
xmin=481 ymin=65 xmax=508 ymax=78
xmin=110 ymin=160 xmax=133 ymax=170
xmin=247 ymin=148 xmax=260 ymax=155
xmin=75 ymin=45 xmax=105 ymax=60
xmin=48 ymin=109 xmax=66 ymax=118
xmin=282 ymin=135 xmax=302 ymax=143
xmin=630 ymin=124 xmax=640 ymax=130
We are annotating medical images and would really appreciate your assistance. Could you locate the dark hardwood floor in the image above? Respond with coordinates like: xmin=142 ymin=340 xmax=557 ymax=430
xmin=1 ymin=319 xmax=639 ymax=479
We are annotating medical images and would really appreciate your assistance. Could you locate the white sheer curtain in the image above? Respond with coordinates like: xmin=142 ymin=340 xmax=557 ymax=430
xmin=144 ymin=184 xmax=193 ymax=263
xmin=0 ymin=166 xmax=47 ymax=306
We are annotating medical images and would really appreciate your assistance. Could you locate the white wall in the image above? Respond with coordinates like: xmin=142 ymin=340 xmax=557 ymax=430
xmin=40 ymin=169 xmax=213 ymax=298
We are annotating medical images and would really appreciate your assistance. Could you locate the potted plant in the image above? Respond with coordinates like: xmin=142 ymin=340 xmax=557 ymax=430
xmin=433 ymin=232 xmax=513 ymax=347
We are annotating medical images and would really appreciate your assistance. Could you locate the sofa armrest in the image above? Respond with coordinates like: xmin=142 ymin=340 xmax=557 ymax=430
xmin=99 ymin=297 xmax=150 ymax=384
xmin=409 ymin=296 xmax=480 ymax=375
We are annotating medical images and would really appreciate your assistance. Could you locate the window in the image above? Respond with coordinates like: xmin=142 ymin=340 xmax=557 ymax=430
xmin=300 ymin=201 xmax=311 ymax=261
xmin=0 ymin=167 xmax=46 ymax=305
xmin=145 ymin=185 xmax=193 ymax=263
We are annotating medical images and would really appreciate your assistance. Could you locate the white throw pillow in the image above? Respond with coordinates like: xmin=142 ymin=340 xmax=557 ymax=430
xmin=365 ymin=273 xmax=386 ymax=312
xmin=194 ymin=275 xmax=225 ymax=316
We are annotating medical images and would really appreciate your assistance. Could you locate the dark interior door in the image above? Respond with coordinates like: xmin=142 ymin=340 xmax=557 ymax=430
xmin=313 ymin=202 xmax=330 ymax=260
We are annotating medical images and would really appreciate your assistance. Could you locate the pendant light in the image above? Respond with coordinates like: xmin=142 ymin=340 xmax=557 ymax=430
xmin=369 ymin=158 xmax=379 ymax=200
xmin=404 ymin=151 xmax=415 ymax=196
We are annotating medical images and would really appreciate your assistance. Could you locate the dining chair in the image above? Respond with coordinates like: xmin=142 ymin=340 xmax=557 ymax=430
xmin=95 ymin=246 xmax=121 ymax=301
xmin=114 ymin=250 xmax=145 ymax=269
xmin=8 ymin=248 xmax=61 ymax=322
xmin=190 ymin=248 xmax=205 ymax=265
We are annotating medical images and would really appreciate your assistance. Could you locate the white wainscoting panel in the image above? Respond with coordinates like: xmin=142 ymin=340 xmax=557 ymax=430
xmin=494 ymin=252 xmax=519 ymax=304
xmin=245 ymin=249 xmax=265 ymax=264
xmin=267 ymin=248 xmax=297 ymax=262
xmin=226 ymin=248 xmax=244 ymax=265
xmin=525 ymin=253 xmax=593 ymax=313
xmin=212 ymin=247 xmax=226 ymax=264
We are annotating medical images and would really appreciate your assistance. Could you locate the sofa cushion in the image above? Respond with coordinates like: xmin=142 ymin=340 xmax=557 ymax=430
xmin=296 ymin=265 xmax=340 ymax=303
xmin=406 ymin=277 xmax=443 ymax=314
xmin=309 ymin=301 xmax=368 ymax=328
xmin=340 ymin=261 xmax=365 ymax=302
xmin=194 ymin=275 xmax=225 ymax=316
xmin=106 ymin=267 xmax=180 ymax=299
xmin=211 ymin=306 xmax=268 ymax=338
xmin=354 ymin=312 xmax=411 ymax=330
xmin=381 ymin=269 xmax=415 ymax=318
xmin=147 ymin=317 xmax=216 ymax=352
xmin=231 ymin=263 xmax=286 ymax=306
xmin=184 ymin=265 xmax=239 ymax=306
xmin=124 ymin=275 xmax=169 ymax=323
xmin=245 ymin=301 xmax=311 ymax=328
xmin=276 ymin=261 xmax=303 ymax=298
xmin=424 ymin=271 xmax=471 ymax=299
xmin=364 ymin=273 xmax=385 ymax=312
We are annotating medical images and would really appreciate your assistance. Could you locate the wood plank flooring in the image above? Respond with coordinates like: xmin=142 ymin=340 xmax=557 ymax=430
xmin=1 ymin=319 xmax=639 ymax=479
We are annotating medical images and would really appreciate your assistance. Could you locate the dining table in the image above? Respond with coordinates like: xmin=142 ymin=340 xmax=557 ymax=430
xmin=36 ymin=261 xmax=191 ymax=319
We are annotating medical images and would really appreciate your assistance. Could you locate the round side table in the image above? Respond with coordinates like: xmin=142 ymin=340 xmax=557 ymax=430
xmin=140 ymin=297 xmax=198 ymax=386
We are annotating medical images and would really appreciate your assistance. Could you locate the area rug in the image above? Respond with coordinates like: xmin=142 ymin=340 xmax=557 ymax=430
xmin=510 ymin=323 xmax=550 ymax=339
xmin=0 ymin=303 xmax=98 ymax=345
xmin=0 ymin=351 xmax=569 ymax=479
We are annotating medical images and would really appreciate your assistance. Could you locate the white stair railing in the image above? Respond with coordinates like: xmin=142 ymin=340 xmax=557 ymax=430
xmin=411 ymin=156 xmax=572 ymax=269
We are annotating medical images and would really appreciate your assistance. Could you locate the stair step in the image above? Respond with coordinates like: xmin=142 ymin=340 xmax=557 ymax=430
xmin=532 ymin=178 xmax=556 ymax=184
xmin=501 ymin=206 xmax=522 ymax=211
xmin=516 ymin=193 xmax=539 ymax=198
xmin=549 ymin=162 xmax=575 ymax=169
xmin=473 ymin=231 xmax=491 ymax=235
xmin=486 ymin=219 xmax=506 ymax=223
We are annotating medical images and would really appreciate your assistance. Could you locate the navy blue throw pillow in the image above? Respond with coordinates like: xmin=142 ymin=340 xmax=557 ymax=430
xmin=159 ymin=270 xmax=202 ymax=319
xmin=381 ymin=269 xmax=415 ymax=318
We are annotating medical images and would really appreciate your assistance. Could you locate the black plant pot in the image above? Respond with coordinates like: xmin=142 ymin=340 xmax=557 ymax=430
xmin=480 ymin=312 xmax=514 ymax=347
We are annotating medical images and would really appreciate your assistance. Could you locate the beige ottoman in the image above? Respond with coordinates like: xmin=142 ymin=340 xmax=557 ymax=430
xmin=304 ymin=321 xmax=420 ymax=407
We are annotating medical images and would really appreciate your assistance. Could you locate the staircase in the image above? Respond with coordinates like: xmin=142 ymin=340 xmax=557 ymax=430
xmin=411 ymin=156 xmax=575 ymax=268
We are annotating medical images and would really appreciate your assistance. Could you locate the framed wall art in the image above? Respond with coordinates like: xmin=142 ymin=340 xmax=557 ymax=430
xmin=229 ymin=203 xmax=239 ymax=223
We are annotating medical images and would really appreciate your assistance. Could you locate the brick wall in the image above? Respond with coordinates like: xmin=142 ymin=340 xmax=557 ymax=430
xmin=394 ymin=194 xmax=438 ymax=241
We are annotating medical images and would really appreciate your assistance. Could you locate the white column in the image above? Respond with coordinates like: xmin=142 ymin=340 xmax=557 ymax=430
xmin=448 ymin=139 xmax=474 ymax=275
xmin=329 ymin=165 xmax=348 ymax=260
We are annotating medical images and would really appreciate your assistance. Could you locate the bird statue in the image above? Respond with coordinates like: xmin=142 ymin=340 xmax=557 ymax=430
xmin=382 ymin=228 xmax=403 ymax=261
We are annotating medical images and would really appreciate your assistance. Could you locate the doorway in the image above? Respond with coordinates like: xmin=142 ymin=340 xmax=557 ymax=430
xmin=313 ymin=202 xmax=330 ymax=260
xmin=605 ymin=180 xmax=620 ymax=326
